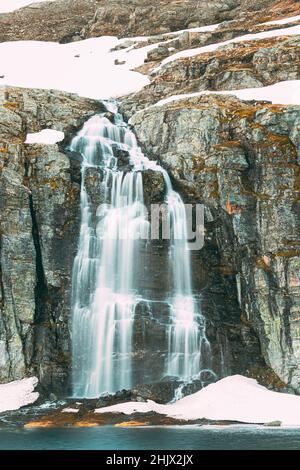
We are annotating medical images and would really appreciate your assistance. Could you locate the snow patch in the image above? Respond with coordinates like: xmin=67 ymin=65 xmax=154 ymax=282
xmin=151 ymin=81 xmax=300 ymax=108
xmin=261 ymin=15 xmax=300 ymax=26
xmin=62 ymin=408 xmax=79 ymax=414
xmin=0 ymin=0 xmax=54 ymax=13
xmin=0 ymin=36 xmax=164 ymax=99
xmin=163 ymin=23 xmax=220 ymax=37
xmin=95 ymin=375 xmax=300 ymax=426
xmin=0 ymin=377 xmax=39 ymax=413
xmin=25 ymin=129 xmax=65 ymax=144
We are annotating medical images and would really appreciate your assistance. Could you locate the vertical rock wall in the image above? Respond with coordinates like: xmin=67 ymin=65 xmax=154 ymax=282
xmin=0 ymin=86 xmax=101 ymax=394
xmin=128 ymin=94 xmax=300 ymax=391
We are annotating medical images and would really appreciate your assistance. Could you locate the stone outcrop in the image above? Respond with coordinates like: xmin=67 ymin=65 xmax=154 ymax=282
xmin=0 ymin=86 xmax=101 ymax=394
xmin=0 ymin=0 xmax=100 ymax=43
xmin=121 ymin=34 xmax=300 ymax=115
xmin=0 ymin=0 xmax=297 ymax=43
xmin=84 ymin=0 xmax=289 ymax=39
xmin=127 ymin=94 xmax=300 ymax=391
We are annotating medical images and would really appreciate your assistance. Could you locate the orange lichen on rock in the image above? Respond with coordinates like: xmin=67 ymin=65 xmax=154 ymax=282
xmin=270 ymin=0 xmax=300 ymax=17
xmin=256 ymin=256 xmax=272 ymax=270
xmin=115 ymin=421 xmax=150 ymax=427
xmin=226 ymin=197 xmax=243 ymax=215
xmin=25 ymin=421 xmax=56 ymax=428
xmin=74 ymin=421 xmax=99 ymax=428
xmin=3 ymin=102 xmax=19 ymax=110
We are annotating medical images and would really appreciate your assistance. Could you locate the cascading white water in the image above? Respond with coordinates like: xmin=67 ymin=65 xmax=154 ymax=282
xmin=71 ymin=102 xmax=212 ymax=398
xmin=164 ymin=177 xmax=211 ymax=379
xmin=71 ymin=110 xmax=150 ymax=397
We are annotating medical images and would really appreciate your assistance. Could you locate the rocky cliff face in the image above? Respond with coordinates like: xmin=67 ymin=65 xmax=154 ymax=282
xmin=125 ymin=93 xmax=300 ymax=391
xmin=84 ymin=0 xmax=278 ymax=38
xmin=0 ymin=86 xmax=282 ymax=396
xmin=0 ymin=86 xmax=101 ymax=394
xmin=0 ymin=0 xmax=300 ymax=399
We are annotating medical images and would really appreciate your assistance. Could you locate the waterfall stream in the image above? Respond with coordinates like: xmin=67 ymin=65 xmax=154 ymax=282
xmin=71 ymin=102 xmax=211 ymax=398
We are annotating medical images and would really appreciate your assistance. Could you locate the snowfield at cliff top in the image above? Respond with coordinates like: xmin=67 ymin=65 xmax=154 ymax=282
xmin=0 ymin=17 xmax=300 ymax=103
xmin=0 ymin=37 xmax=152 ymax=99
xmin=95 ymin=375 xmax=300 ymax=426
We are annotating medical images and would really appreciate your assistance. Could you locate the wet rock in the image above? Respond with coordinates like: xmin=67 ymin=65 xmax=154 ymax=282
xmin=142 ymin=170 xmax=166 ymax=205
xmin=132 ymin=379 xmax=182 ymax=404
xmin=132 ymin=301 xmax=171 ymax=384
xmin=181 ymin=370 xmax=218 ymax=397
xmin=103 ymin=112 xmax=115 ymax=123
xmin=96 ymin=390 xmax=132 ymax=408
xmin=113 ymin=146 xmax=133 ymax=171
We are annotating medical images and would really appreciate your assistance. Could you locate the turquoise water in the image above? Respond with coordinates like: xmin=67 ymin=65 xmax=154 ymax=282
xmin=0 ymin=426 xmax=300 ymax=450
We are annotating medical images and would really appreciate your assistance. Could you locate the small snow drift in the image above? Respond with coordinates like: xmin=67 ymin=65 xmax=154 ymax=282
xmin=0 ymin=377 xmax=39 ymax=413
xmin=96 ymin=375 xmax=300 ymax=426
xmin=164 ymin=23 xmax=220 ymax=36
xmin=25 ymin=129 xmax=65 ymax=144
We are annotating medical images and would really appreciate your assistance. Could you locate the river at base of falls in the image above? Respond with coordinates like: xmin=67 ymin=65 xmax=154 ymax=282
xmin=1 ymin=426 xmax=300 ymax=450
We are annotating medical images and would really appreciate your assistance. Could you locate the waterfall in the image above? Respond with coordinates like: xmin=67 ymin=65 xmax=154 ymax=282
xmin=71 ymin=102 xmax=211 ymax=398
xmin=165 ymin=182 xmax=211 ymax=379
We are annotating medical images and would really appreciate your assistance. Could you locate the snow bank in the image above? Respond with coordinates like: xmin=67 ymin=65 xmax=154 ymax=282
xmin=262 ymin=15 xmax=300 ymax=26
xmin=154 ymin=24 xmax=300 ymax=71
xmin=62 ymin=408 xmax=79 ymax=414
xmin=25 ymin=129 xmax=65 ymax=144
xmin=152 ymin=81 xmax=300 ymax=108
xmin=223 ymin=80 xmax=300 ymax=105
xmin=0 ymin=377 xmax=39 ymax=413
xmin=0 ymin=37 xmax=154 ymax=99
xmin=164 ymin=23 xmax=220 ymax=37
xmin=0 ymin=0 xmax=54 ymax=13
xmin=1 ymin=19 xmax=298 ymax=101
xmin=95 ymin=375 xmax=300 ymax=426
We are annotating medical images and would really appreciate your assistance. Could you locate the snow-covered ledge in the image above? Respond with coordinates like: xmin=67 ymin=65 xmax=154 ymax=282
xmin=0 ymin=377 xmax=39 ymax=413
